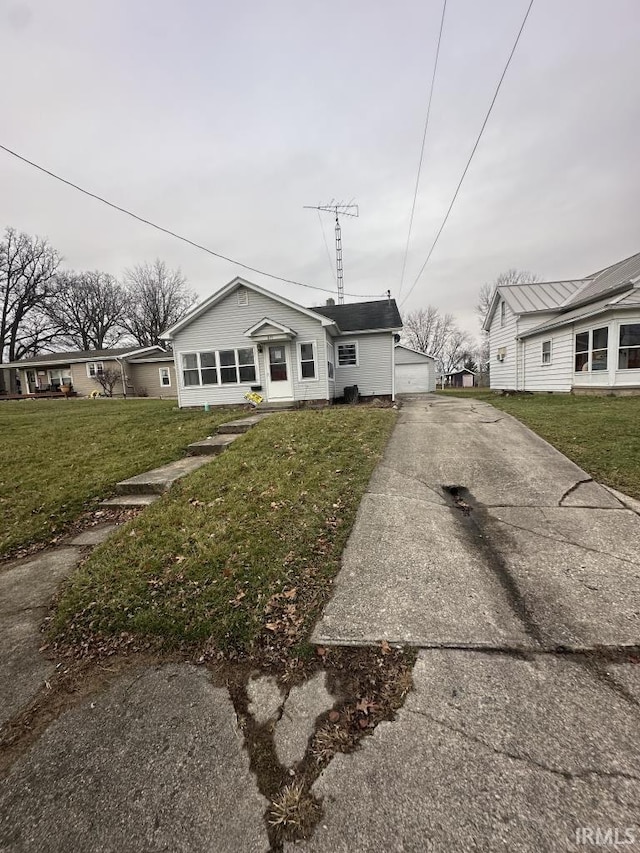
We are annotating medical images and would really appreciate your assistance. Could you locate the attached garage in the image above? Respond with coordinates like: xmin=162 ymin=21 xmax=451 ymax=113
xmin=394 ymin=345 xmax=436 ymax=394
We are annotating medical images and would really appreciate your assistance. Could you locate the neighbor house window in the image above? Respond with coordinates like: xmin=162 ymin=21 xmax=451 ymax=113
xmin=181 ymin=349 xmax=256 ymax=386
xmin=541 ymin=340 xmax=552 ymax=364
xmin=500 ymin=301 xmax=506 ymax=327
xmin=618 ymin=323 xmax=640 ymax=369
xmin=575 ymin=327 xmax=608 ymax=372
xmin=337 ymin=342 xmax=358 ymax=367
xmin=298 ymin=342 xmax=316 ymax=380
xmin=86 ymin=361 xmax=104 ymax=378
xmin=159 ymin=367 xmax=171 ymax=387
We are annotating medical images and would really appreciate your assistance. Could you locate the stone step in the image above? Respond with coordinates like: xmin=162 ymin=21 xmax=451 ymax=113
xmin=115 ymin=456 xmax=215 ymax=495
xmin=101 ymin=494 xmax=161 ymax=508
xmin=216 ymin=413 xmax=270 ymax=434
xmin=187 ymin=434 xmax=241 ymax=456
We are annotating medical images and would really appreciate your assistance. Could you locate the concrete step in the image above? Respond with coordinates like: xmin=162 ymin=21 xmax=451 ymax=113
xmin=216 ymin=414 xmax=269 ymax=434
xmin=101 ymin=494 xmax=161 ymax=508
xmin=187 ymin=434 xmax=241 ymax=456
xmin=115 ymin=456 xmax=215 ymax=495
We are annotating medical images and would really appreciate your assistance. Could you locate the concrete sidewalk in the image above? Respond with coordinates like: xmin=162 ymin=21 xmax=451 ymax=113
xmin=2 ymin=394 xmax=639 ymax=852
xmin=303 ymin=394 xmax=640 ymax=851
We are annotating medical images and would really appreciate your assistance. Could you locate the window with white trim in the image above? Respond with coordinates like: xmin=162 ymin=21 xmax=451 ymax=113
xmin=327 ymin=342 xmax=335 ymax=380
xmin=159 ymin=367 xmax=171 ymax=387
xmin=541 ymin=340 xmax=552 ymax=365
xmin=298 ymin=342 xmax=316 ymax=380
xmin=337 ymin=342 xmax=358 ymax=367
xmin=86 ymin=361 xmax=104 ymax=378
xmin=181 ymin=349 xmax=256 ymax=386
xmin=574 ymin=327 xmax=608 ymax=372
xmin=619 ymin=323 xmax=640 ymax=369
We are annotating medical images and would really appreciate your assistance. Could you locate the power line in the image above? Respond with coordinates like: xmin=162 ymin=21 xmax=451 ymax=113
xmin=397 ymin=0 xmax=448 ymax=302
xmin=400 ymin=0 xmax=535 ymax=308
xmin=0 ymin=143 xmax=382 ymax=300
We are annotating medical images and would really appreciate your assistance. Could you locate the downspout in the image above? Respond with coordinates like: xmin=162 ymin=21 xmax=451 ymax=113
xmin=391 ymin=332 xmax=396 ymax=402
xmin=515 ymin=318 xmax=520 ymax=390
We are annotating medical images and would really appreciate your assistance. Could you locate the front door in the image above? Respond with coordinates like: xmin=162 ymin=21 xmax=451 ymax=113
xmin=265 ymin=344 xmax=293 ymax=401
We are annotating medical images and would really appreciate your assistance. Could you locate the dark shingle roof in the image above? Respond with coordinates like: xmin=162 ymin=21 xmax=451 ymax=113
xmin=313 ymin=299 xmax=402 ymax=332
xmin=7 ymin=346 xmax=164 ymax=366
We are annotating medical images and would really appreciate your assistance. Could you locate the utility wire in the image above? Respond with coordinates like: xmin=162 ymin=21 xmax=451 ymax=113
xmin=317 ymin=209 xmax=337 ymax=283
xmin=400 ymin=0 xmax=535 ymax=307
xmin=0 ymin=143 xmax=382 ymax=300
xmin=398 ymin=0 xmax=447 ymax=302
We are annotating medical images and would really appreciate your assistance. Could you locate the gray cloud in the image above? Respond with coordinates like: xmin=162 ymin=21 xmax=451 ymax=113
xmin=1 ymin=0 xmax=638 ymax=341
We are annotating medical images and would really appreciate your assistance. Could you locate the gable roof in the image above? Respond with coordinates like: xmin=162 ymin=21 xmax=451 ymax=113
xmin=563 ymin=250 xmax=640 ymax=308
xmin=483 ymin=249 xmax=640 ymax=332
xmin=162 ymin=277 xmax=337 ymax=338
xmin=313 ymin=299 xmax=402 ymax=332
xmin=6 ymin=346 xmax=162 ymax=368
xmin=395 ymin=344 xmax=435 ymax=361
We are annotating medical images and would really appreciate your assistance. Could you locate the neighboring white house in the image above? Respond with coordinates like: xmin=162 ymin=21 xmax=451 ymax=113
xmin=394 ymin=345 xmax=436 ymax=393
xmin=162 ymin=277 xmax=403 ymax=407
xmin=483 ymin=251 xmax=640 ymax=393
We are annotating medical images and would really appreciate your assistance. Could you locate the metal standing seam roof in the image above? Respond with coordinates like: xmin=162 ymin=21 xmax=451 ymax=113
xmin=565 ymin=251 xmax=640 ymax=306
xmin=498 ymin=280 xmax=585 ymax=313
xmin=313 ymin=299 xmax=402 ymax=332
xmin=519 ymin=290 xmax=639 ymax=339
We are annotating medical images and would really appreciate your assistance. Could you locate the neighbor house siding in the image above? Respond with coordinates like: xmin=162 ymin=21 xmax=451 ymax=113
xmin=128 ymin=361 xmax=177 ymax=398
xmin=172 ymin=288 xmax=330 ymax=406
xmin=489 ymin=299 xmax=518 ymax=389
xmin=70 ymin=360 xmax=125 ymax=397
xmin=333 ymin=332 xmax=394 ymax=398
xmin=521 ymin=328 xmax=573 ymax=392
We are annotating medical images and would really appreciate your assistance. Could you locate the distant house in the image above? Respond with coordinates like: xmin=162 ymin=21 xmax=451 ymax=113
xmin=5 ymin=346 xmax=177 ymax=398
xmin=444 ymin=368 xmax=477 ymax=388
xmin=394 ymin=345 xmax=436 ymax=393
xmin=483 ymin=251 xmax=640 ymax=393
xmin=162 ymin=277 xmax=403 ymax=407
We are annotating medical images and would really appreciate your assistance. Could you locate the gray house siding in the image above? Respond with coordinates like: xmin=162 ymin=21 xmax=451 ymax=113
xmin=333 ymin=332 xmax=395 ymax=397
xmin=172 ymin=288 xmax=330 ymax=407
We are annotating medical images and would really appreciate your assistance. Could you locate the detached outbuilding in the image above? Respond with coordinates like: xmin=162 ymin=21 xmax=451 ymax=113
xmin=394 ymin=345 xmax=436 ymax=393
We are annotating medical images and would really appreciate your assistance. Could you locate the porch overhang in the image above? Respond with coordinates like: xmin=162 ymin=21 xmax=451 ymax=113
xmin=244 ymin=318 xmax=298 ymax=342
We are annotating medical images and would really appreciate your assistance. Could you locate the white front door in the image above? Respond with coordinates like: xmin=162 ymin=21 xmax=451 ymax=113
xmin=265 ymin=344 xmax=293 ymax=401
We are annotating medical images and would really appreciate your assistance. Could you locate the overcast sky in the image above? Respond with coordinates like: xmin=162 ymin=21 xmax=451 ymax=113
xmin=1 ymin=0 xmax=638 ymax=339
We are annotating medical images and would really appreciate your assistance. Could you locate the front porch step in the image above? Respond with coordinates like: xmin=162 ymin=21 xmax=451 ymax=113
xmin=187 ymin=434 xmax=241 ymax=456
xmin=115 ymin=456 xmax=215 ymax=495
xmin=101 ymin=494 xmax=161 ymax=508
xmin=216 ymin=413 xmax=270 ymax=434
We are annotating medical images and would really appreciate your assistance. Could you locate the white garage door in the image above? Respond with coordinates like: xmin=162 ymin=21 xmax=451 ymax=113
xmin=395 ymin=363 xmax=433 ymax=394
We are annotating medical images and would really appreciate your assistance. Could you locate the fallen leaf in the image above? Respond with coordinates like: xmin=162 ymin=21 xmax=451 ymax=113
xmin=380 ymin=640 xmax=391 ymax=655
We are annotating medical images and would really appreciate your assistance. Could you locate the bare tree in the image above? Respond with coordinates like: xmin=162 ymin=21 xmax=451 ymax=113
xmin=47 ymin=270 xmax=126 ymax=350
xmin=475 ymin=269 xmax=540 ymax=386
xmin=0 ymin=227 xmax=60 ymax=369
xmin=439 ymin=327 xmax=474 ymax=375
xmin=92 ymin=366 xmax=121 ymax=397
xmin=402 ymin=305 xmax=471 ymax=375
xmin=121 ymin=259 xmax=196 ymax=347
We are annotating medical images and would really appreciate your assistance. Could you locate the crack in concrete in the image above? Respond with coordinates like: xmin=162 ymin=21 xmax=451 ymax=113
xmin=558 ymin=478 xmax=594 ymax=506
xmin=490 ymin=514 xmax=640 ymax=569
xmin=406 ymin=707 xmax=640 ymax=783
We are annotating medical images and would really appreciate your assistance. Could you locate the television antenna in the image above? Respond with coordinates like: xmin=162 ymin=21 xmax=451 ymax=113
xmin=304 ymin=199 xmax=359 ymax=304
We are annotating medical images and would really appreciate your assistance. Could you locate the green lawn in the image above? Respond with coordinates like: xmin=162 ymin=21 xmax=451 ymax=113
xmin=51 ymin=408 xmax=396 ymax=658
xmin=0 ymin=399 xmax=244 ymax=557
xmin=438 ymin=390 xmax=640 ymax=499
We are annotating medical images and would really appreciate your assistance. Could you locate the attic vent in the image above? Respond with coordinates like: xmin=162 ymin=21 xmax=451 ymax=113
xmin=237 ymin=288 xmax=249 ymax=307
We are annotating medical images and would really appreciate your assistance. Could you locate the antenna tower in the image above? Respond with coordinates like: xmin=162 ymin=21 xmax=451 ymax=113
xmin=304 ymin=200 xmax=359 ymax=303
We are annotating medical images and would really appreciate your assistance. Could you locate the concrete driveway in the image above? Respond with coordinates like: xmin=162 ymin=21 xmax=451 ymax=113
xmin=302 ymin=394 xmax=640 ymax=852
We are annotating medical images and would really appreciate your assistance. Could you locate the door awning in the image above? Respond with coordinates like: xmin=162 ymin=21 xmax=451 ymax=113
xmin=244 ymin=318 xmax=297 ymax=341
